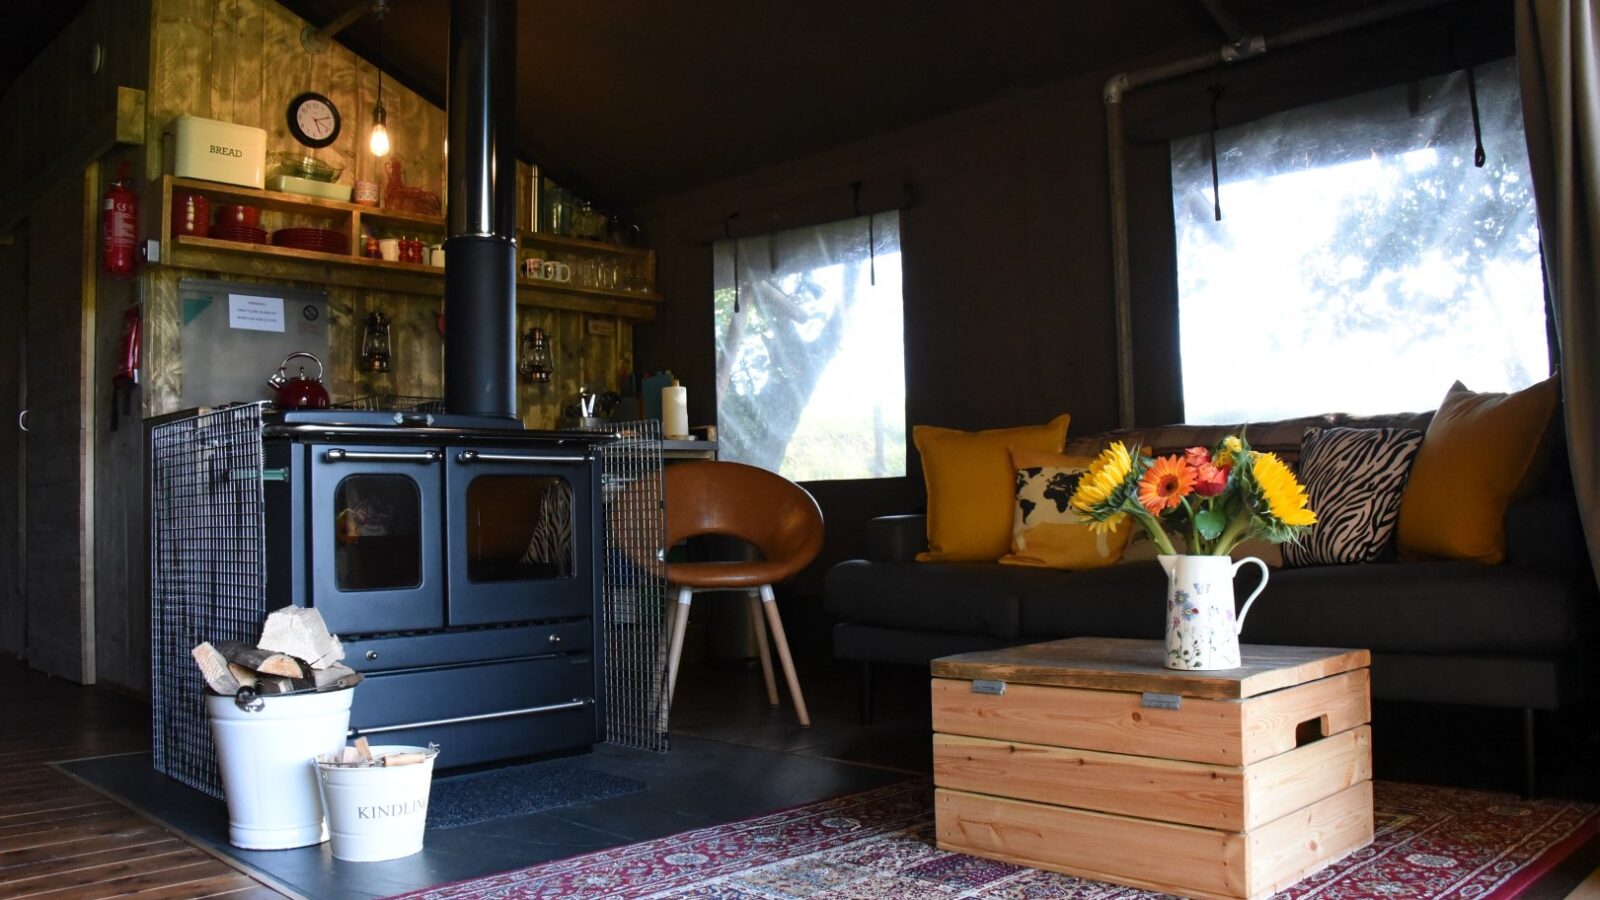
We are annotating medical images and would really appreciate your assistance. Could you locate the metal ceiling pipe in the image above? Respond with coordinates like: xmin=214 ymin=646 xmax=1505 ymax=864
xmin=1101 ymin=0 xmax=1455 ymax=428
xmin=444 ymin=0 xmax=519 ymax=421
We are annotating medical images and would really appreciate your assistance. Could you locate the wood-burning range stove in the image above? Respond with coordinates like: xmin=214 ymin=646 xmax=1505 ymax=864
xmin=261 ymin=409 xmax=611 ymax=767
xmin=150 ymin=0 xmax=672 ymax=798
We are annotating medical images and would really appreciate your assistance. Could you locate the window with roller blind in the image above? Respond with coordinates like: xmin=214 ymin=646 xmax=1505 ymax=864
xmin=1170 ymin=57 xmax=1549 ymax=424
xmin=712 ymin=213 xmax=907 ymax=481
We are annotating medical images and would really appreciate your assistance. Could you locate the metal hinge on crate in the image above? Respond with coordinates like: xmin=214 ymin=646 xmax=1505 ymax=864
xmin=970 ymin=679 xmax=1006 ymax=695
xmin=1141 ymin=692 xmax=1182 ymax=710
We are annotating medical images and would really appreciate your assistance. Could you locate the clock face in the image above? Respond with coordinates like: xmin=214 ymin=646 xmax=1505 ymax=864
xmin=287 ymin=92 xmax=341 ymax=149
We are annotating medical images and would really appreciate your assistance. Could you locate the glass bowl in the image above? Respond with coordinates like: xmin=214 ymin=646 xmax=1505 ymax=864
xmin=271 ymin=152 xmax=344 ymax=183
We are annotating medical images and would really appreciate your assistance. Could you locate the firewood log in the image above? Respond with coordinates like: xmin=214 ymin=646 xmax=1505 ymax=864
xmin=258 ymin=607 xmax=345 ymax=670
xmin=213 ymin=641 xmax=306 ymax=678
xmin=190 ymin=643 xmax=241 ymax=695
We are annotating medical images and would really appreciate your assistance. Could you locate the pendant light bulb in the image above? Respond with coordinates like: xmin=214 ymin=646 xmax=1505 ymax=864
xmin=369 ymin=0 xmax=391 ymax=157
xmin=370 ymin=110 xmax=390 ymax=157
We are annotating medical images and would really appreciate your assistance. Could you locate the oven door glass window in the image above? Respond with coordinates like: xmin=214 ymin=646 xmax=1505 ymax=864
xmin=465 ymin=475 xmax=573 ymax=583
xmin=334 ymin=475 xmax=423 ymax=590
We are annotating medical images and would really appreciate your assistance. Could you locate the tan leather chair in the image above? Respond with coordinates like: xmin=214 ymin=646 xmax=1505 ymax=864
xmin=664 ymin=460 xmax=823 ymax=726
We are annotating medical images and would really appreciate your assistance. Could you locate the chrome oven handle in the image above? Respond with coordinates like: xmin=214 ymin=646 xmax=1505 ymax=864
xmin=324 ymin=448 xmax=442 ymax=463
xmin=456 ymin=450 xmax=588 ymax=464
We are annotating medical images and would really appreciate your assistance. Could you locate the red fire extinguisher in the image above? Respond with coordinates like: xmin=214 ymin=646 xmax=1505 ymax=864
xmin=102 ymin=161 xmax=137 ymax=277
xmin=110 ymin=303 xmax=141 ymax=431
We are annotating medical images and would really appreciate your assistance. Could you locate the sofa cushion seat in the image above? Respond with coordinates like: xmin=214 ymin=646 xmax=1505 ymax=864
xmin=1015 ymin=562 xmax=1170 ymax=638
xmin=1242 ymin=562 xmax=1585 ymax=654
xmin=824 ymin=560 xmax=1071 ymax=639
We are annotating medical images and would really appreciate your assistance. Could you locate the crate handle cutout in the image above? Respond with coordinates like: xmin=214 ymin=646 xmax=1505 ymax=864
xmin=1295 ymin=714 xmax=1329 ymax=746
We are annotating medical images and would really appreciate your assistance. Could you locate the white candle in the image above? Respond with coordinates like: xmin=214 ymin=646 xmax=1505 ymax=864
xmin=661 ymin=380 xmax=688 ymax=439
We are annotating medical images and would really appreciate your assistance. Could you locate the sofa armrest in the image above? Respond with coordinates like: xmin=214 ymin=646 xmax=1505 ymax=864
xmin=1504 ymin=493 xmax=1589 ymax=575
xmin=867 ymin=515 xmax=928 ymax=563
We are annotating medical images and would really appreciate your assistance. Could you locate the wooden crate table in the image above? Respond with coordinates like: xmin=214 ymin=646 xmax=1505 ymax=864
xmin=931 ymin=638 xmax=1373 ymax=900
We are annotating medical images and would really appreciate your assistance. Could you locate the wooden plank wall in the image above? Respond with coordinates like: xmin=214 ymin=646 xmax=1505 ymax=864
xmin=21 ymin=174 xmax=96 ymax=683
xmin=0 ymin=0 xmax=152 ymax=200
xmin=141 ymin=0 xmax=636 ymax=426
xmin=0 ymin=241 xmax=26 ymax=659
xmin=145 ymin=0 xmax=444 ymax=198
xmin=93 ymin=146 xmax=151 ymax=693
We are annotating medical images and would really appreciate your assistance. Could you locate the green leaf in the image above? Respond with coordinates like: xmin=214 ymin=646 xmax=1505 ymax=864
xmin=1194 ymin=507 xmax=1226 ymax=541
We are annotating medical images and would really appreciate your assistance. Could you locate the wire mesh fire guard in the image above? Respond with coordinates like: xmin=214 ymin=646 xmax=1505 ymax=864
xmin=148 ymin=403 xmax=272 ymax=798
xmin=150 ymin=403 xmax=671 ymax=799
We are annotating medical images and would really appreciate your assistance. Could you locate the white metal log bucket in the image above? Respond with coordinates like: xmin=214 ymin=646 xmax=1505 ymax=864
xmin=205 ymin=688 xmax=354 ymax=850
xmin=314 ymin=745 xmax=439 ymax=862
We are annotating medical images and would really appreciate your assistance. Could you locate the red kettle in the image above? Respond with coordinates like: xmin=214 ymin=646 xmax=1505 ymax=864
xmin=267 ymin=352 xmax=331 ymax=409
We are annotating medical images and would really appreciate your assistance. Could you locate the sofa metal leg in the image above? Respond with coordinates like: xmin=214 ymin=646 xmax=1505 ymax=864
xmin=859 ymin=660 xmax=876 ymax=726
xmin=1521 ymin=708 xmax=1537 ymax=799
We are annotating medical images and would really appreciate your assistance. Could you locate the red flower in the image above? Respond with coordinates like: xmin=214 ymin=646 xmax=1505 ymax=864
xmin=1192 ymin=461 xmax=1229 ymax=497
xmin=1184 ymin=446 xmax=1211 ymax=467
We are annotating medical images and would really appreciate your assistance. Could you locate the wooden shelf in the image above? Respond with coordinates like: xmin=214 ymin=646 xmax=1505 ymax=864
xmin=519 ymin=230 xmax=652 ymax=258
xmin=157 ymin=176 xmax=661 ymax=319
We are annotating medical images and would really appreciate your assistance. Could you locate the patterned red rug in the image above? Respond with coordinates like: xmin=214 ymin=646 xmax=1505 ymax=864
xmin=390 ymin=780 xmax=1598 ymax=899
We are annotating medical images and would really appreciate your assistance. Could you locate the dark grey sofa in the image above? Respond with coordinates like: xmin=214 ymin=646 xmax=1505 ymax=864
xmin=825 ymin=417 xmax=1597 ymax=792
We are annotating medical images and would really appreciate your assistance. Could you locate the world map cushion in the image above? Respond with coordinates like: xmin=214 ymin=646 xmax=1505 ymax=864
xmin=999 ymin=448 xmax=1131 ymax=569
xmin=1282 ymin=426 xmax=1424 ymax=568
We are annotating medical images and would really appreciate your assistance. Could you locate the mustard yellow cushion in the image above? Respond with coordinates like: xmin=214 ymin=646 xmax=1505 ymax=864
xmin=914 ymin=414 xmax=1071 ymax=562
xmin=1000 ymin=449 xmax=1131 ymax=569
xmin=1397 ymin=373 xmax=1560 ymax=563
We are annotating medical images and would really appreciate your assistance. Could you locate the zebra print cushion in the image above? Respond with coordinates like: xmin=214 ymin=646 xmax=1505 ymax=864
xmin=521 ymin=481 xmax=574 ymax=576
xmin=1282 ymin=427 xmax=1424 ymax=568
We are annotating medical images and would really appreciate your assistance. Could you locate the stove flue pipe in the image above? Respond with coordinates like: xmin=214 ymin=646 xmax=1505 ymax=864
xmin=444 ymin=0 xmax=518 ymax=421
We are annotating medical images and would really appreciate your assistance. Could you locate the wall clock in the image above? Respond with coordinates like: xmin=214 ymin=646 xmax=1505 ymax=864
xmin=287 ymin=92 xmax=342 ymax=149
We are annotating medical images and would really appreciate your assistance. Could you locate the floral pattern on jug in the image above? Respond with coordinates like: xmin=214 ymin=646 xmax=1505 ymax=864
xmin=1160 ymin=554 xmax=1269 ymax=670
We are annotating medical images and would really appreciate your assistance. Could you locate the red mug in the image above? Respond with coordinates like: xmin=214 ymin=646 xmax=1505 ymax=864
xmin=171 ymin=192 xmax=209 ymax=237
xmin=216 ymin=204 xmax=261 ymax=227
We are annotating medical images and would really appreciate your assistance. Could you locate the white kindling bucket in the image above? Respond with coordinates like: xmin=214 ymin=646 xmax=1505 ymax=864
xmin=205 ymin=687 xmax=354 ymax=850
xmin=315 ymin=745 xmax=438 ymax=862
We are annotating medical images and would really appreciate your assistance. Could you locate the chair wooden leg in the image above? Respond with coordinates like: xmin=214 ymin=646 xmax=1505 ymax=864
xmin=666 ymin=586 xmax=693 ymax=706
xmin=747 ymin=590 xmax=779 ymax=706
xmin=759 ymin=584 xmax=810 ymax=727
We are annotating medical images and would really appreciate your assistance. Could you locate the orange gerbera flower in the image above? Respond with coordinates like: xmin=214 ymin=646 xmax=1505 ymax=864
xmin=1137 ymin=455 xmax=1195 ymax=515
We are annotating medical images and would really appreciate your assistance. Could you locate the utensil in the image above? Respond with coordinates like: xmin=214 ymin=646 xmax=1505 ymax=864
xmin=266 ymin=351 xmax=331 ymax=409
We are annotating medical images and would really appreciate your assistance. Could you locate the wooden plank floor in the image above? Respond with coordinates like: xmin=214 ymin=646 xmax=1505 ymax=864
xmin=0 ymin=656 xmax=286 ymax=900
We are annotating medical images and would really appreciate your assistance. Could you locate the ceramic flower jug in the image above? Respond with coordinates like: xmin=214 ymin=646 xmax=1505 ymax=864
xmin=1158 ymin=554 xmax=1271 ymax=670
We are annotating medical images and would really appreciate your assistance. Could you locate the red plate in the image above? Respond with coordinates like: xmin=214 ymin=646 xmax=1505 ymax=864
xmin=211 ymin=225 xmax=267 ymax=244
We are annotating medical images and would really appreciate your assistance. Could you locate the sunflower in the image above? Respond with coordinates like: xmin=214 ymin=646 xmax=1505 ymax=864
xmin=1136 ymin=455 xmax=1195 ymax=515
xmin=1069 ymin=441 xmax=1133 ymax=513
xmin=1069 ymin=442 xmax=1138 ymax=535
xmin=1251 ymin=452 xmax=1316 ymax=527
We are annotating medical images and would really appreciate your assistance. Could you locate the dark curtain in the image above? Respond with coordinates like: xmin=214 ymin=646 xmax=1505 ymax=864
xmin=1516 ymin=0 xmax=1600 ymax=585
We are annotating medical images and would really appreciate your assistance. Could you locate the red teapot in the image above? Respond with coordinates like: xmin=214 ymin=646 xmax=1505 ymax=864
xmin=267 ymin=351 xmax=331 ymax=409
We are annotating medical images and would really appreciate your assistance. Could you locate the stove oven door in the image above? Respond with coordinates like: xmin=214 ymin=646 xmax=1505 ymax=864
xmin=445 ymin=446 xmax=595 ymax=627
xmin=309 ymin=444 xmax=445 ymax=634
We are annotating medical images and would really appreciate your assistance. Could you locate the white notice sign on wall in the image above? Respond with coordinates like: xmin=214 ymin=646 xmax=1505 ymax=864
xmin=228 ymin=294 xmax=286 ymax=332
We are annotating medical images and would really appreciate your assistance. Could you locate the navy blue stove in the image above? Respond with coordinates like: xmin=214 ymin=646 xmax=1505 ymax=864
xmin=262 ymin=408 xmax=611 ymax=767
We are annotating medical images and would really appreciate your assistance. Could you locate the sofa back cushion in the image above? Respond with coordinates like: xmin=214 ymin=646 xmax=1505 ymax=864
xmin=1282 ymin=427 xmax=1424 ymax=567
xmin=999 ymin=449 xmax=1132 ymax=569
xmin=913 ymin=414 xmax=1071 ymax=562
xmin=1064 ymin=411 xmax=1435 ymax=469
xmin=1398 ymin=375 xmax=1561 ymax=564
